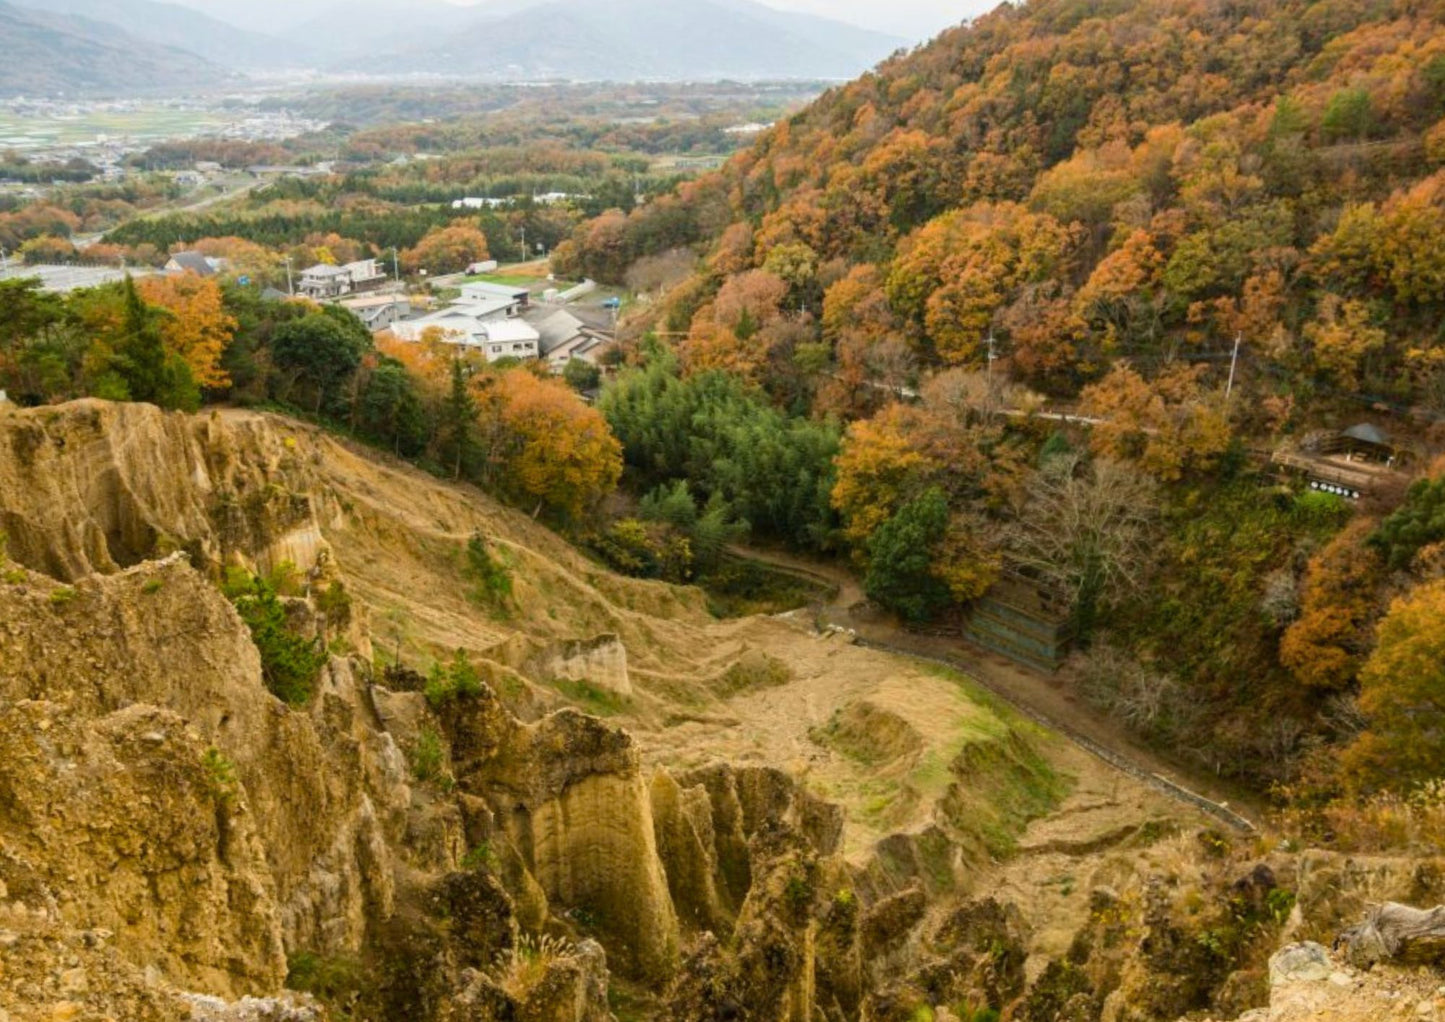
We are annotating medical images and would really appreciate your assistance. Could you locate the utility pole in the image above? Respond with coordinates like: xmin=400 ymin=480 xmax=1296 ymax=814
xmin=985 ymin=330 xmax=998 ymax=412
xmin=519 ymin=225 xmax=527 ymax=263
xmin=392 ymin=247 xmax=401 ymax=283
xmin=1226 ymin=332 xmax=1243 ymax=401
xmin=284 ymin=255 xmax=294 ymax=297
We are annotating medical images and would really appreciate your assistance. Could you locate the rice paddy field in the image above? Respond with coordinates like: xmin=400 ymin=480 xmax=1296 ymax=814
xmin=0 ymin=105 xmax=236 ymax=151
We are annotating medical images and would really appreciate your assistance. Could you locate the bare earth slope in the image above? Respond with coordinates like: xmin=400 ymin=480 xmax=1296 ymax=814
xmin=2 ymin=400 xmax=1433 ymax=1021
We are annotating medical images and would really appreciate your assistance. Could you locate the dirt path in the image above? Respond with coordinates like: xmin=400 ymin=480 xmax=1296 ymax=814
xmin=730 ymin=544 xmax=1265 ymax=829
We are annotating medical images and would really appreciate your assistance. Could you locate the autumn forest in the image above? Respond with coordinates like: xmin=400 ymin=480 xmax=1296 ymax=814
xmin=7 ymin=0 xmax=1445 ymax=843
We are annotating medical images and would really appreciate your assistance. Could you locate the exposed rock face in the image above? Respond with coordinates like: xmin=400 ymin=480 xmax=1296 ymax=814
xmin=0 ymin=402 xmax=328 ymax=583
xmin=0 ymin=699 xmax=286 ymax=996
xmin=1187 ymin=939 xmax=1445 ymax=1022
xmin=454 ymin=702 xmax=680 ymax=980
xmin=0 ymin=559 xmax=410 ymax=983
xmin=0 ymin=400 xmax=1229 ymax=1021
xmin=533 ymin=634 xmax=632 ymax=698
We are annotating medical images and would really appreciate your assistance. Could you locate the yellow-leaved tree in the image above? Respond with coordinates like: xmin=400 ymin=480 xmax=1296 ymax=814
xmin=484 ymin=370 xmax=622 ymax=522
xmin=137 ymin=274 xmax=237 ymax=390
xmin=1343 ymin=579 xmax=1445 ymax=791
xmin=830 ymin=407 xmax=940 ymax=553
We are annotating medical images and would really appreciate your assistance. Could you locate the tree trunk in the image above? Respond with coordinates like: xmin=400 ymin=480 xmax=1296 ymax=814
xmin=1336 ymin=902 xmax=1445 ymax=968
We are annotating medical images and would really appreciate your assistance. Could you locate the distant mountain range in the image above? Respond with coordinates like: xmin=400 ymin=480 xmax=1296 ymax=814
xmin=11 ymin=0 xmax=315 ymax=68
xmin=0 ymin=0 xmax=906 ymax=96
xmin=358 ymin=0 xmax=908 ymax=81
xmin=0 ymin=1 xmax=225 ymax=96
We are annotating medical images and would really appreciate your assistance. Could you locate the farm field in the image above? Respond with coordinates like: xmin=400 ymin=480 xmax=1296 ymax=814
xmin=0 ymin=107 xmax=231 ymax=150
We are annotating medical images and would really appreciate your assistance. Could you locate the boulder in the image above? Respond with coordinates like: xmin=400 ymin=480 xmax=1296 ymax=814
xmin=1269 ymin=942 xmax=1332 ymax=985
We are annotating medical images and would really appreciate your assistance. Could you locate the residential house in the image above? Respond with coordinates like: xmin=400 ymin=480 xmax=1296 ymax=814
xmin=459 ymin=281 xmax=530 ymax=312
xmin=392 ymin=298 xmax=540 ymax=363
xmin=526 ymin=307 xmax=610 ymax=370
xmin=298 ymin=259 xmax=387 ymax=300
xmin=165 ymin=251 xmax=220 ymax=277
xmin=478 ymin=319 xmax=542 ymax=362
xmin=338 ymin=293 xmax=412 ymax=332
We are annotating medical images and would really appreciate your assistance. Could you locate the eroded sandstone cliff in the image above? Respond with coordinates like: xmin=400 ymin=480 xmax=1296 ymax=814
xmin=4 ymin=400 xmax=1411 ymax=1022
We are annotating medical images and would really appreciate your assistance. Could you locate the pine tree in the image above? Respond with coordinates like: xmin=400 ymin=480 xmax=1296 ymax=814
xmin=863 ymin=488 xmax=953 ymax=622
xmin=438 ymin=358 xmax=481 ymax=481
xmin=116 ymin=276 xmax=167 ymax=405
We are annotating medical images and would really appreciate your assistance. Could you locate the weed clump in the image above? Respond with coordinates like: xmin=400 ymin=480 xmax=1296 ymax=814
xmin=201 ymin=747 xmax=239 ymax=809
xmin=492 ymin=934 xmax=573 ymax=1002
xmin=424 ymin=649 xmax=485 ymax=709
xmin=410 ymin=726 xmax=448 ymax=785
xmin=465 ymin=534 xmax=514 ymax=613
xmin=220 ymin=564 xmax=326 ymax=706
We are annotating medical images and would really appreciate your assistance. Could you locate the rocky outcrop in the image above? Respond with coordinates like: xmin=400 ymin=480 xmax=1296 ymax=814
xmin=0 ymin=402 xmax=329 ymax=582
xmin=0 ymin=558 xmax=411 ymax=979
xmin=1190 ymin=940 xmax=1445 ymax=1022
xmin=0 ymin=400 xmax=1229 ymax=1021
xmin=444 ymin=692 xmax=680 ymax=981
xmin=531 ymin=634 xmax=632 ymax=699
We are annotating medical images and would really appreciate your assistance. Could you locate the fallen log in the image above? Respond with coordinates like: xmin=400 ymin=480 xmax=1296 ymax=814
xmin=1335 ymin=902 xmax=1445 ymax=968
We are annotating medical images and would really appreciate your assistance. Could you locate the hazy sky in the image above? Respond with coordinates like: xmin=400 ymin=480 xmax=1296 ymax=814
xmin=738 ymin=0 xmax=1000 ymax=40
xmin=169 ymin=0 xmax=1001 ymax=46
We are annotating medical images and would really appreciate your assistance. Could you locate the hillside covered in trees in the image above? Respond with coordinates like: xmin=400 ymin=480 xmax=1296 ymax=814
xmin=554 ymin=0 xmax=1445 ymax=813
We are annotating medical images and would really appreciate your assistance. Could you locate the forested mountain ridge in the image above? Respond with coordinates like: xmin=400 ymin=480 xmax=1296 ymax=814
xmin=555 ymin=0 xmax=1445 ymax=802
xmin=560 ymin=0 xmax=1445 ymax=400
xmin=0 ymin=0 xmax=224 ymax=96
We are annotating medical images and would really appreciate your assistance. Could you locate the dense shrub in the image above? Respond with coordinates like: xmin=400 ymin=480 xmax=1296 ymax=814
xmin=221 ymin=565 xmax=327 ymax=705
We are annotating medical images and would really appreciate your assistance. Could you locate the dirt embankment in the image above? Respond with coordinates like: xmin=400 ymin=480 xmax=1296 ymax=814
xmin=1 ymin=400 xmax=1426 ymax=1022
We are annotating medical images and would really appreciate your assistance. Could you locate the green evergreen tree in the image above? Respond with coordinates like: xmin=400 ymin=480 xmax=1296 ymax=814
xmin=270 ymin=310 xmax=368 ymax=414
xmin=438 ymin=358 xmax=482 ymax=481
xmin=359 ymin=360 xmax=428 ymax=457
xmin=115 ymin=275 xmax=167 ymax=404
xmin=863 ymin=488 xmax=952 ymax=623
xmin=112 ymin=276 xmax=199 ymax=411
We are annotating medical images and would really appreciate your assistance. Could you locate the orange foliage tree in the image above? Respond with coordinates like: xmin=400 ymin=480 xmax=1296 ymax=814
xmin=483 ymin=370 xmax=622 ymax=521
xmin=1278 ymin=518 xmax=1383 ymax=692
xmin=1079 ymin=363 xmax=1232 ymax=481
xmin=137 ymin=274 xmax=237 ymax=389
xmin=401 ymin=222 xmax=491 ymax=275
xmin=886 ymin=202 xmax=1079 ymax=363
